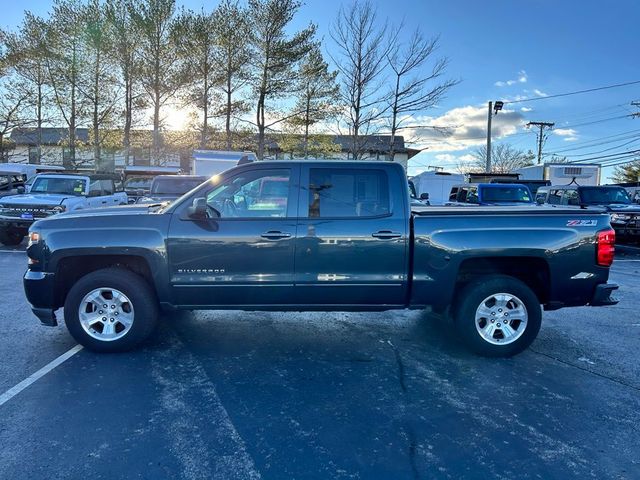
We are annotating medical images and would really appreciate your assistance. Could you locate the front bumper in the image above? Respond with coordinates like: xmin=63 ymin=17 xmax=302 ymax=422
xmin=589 ymin=283 xmax=619 ymax=306
xmin=0 ymin=216 xmax=34 ymax=230
xmin=24 ymin=270 xmax=58 ymax=326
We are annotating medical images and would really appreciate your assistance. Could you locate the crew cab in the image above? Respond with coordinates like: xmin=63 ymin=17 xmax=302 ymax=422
xmin=447 ymin=183 xmax=534 ymax=206
xmin=0 ymin=173 xmax=127 ymax=245
xmin=536 ymin=185 xmax=640 ymax=240
xmin=24 ymin=161 xmax=618 ymax=357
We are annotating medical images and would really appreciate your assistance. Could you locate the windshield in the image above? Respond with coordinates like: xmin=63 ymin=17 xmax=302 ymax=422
xmin=481 ymin=186 xmax=532 ymax=203
xmin=30 ymin=177 xmax=86 ymax=195
xmin=125 ymin=176 xmax=153 ymax=191
xmin=151 ymin=177 xmax=205 ymax=195
xmin=579 ymin=187 xmax=631 ymax=205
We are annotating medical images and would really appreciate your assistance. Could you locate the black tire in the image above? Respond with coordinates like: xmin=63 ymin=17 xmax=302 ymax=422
xmin=0 ymin=228 xmax=24 ymax=246
xmin=63 ymin=267 xmax=159 ymax=352
xmin=453 ymin=275 xmax=541 ymax=357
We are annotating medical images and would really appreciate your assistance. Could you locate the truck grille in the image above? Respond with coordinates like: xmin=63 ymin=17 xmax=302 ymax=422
xmin=0 ymin=205 xmax=55 ymax=219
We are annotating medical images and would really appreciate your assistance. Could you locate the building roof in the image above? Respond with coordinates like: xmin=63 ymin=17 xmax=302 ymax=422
xmin=10 ymin=127 xmax=90 ymax=146
xmin=10 ymin=129 xmax=419 ymax=158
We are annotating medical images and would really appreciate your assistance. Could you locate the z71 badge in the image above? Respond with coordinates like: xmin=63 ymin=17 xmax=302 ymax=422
xmin=567 ymin=220 xmax=597 ymax=227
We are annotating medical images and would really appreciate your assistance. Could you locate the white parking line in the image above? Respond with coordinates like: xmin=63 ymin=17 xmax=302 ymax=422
xmin=0 ymin=345 xmax=83 ymax=407
xmin=0 ymin=250 xmax=25 ymax=253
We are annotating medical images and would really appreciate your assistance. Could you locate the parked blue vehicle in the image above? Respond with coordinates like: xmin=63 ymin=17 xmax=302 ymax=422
xmin=24 ymin=161 xmax=617 ymax=357
xmin=447 ymin=183 xmax=534 ymax=206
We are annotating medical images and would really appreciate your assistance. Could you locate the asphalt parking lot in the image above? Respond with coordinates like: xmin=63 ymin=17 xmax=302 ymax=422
xmin=1 ymin=243 xmax=639 ymax=479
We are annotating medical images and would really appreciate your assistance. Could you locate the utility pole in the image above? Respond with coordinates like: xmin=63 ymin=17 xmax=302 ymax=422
xmin=486 ymin=101 xmax=492 ymax=172
xmin=527 ymin=121 xmax=555 ymax=164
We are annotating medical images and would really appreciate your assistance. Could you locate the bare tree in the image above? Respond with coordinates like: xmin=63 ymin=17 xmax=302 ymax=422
xmin=286 ymin=44 xmax=340 ymax=158
xmin=129 ymin=0 xmax=186 ymax=161
xmin=0 ymin=83 xmax=29 ymax=161
xmin=247 ymin=0 xmax=316 ymax=159
xmin=387 ymin=30 xmax=458 ymax=161
xmin=45 ymin=0 xmax=89 ymax=168
xmin=2 ymin=13 xmax=51 ymax=163
xmin=106 ymin=0 xmax=142 ymax=165
xmin=80 ymin=0 xmax=120 ymax=167
xmin=465 ymin=144 xmax=534 ymax=174
xmin=330 ymin=0 xmax=394 ymax=159
xmin=212 ymin=0 xmax=250 ymax=150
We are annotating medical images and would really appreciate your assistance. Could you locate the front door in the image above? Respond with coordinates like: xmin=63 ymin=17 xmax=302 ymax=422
xmin=167 ymin=166 xmax=299 ymax=307
xmin=294 ymin=165 xmax=409 ymax=307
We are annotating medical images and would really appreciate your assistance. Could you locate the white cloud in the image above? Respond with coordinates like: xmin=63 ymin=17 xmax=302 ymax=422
xmin=495 ymin=70 xmax=528 ymax=87
xmin=401 ymin=105 xmax=526 ymax=153
xmin=554 ymin=128 xmax=578 ymax=142
xmin=521 ymin=107 xmax=533 ymax=112
xmin=533 ymin=89 xmax=548 ymax=97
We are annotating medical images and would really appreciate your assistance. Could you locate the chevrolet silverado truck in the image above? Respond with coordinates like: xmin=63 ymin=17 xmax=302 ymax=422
xmin=0 ymin=173 xmax=127 ymax=245
xmin=24 ymin=161 xmax=618 ymax=356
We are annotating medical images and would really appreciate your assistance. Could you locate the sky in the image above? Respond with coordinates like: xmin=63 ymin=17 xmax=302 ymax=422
xmin=3 ymin=0 xmax=640 ymax=181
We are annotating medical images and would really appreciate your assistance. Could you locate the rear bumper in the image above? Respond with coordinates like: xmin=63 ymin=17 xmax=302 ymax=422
xmin=589 ymin=283 xmax=619 ymax=306
xmin=24 ymin=270 xmax=58 ymax=326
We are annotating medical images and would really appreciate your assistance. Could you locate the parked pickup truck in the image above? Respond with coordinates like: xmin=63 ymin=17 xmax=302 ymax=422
xmin=24 ymin=161 xmax=618 ymax=357
xmin=447 ymin=183 xmax=534 ymax=206
xmin=0 ymin=173 xmax=127 ymax=245
xmin=536 ymin=185 xmax=640 ymax=240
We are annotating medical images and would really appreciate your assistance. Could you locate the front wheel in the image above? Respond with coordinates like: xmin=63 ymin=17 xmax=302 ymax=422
xmin=0 ymin=228 xmax=24 ymax=246
xmin=453 ymin=276 xmax=541 ymax=357
xmin=63 ymin=268 xmax=159 ymax=352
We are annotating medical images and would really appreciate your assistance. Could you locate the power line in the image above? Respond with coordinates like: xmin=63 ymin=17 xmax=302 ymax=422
xmin=503 ymin=80 xmax=640 ymax=105
xmin=549 ymin=138 xmax=640 ymax=158
xmin=543 ymin=128 xmax=640 ymax=154
xmin=567 ymin=149 xmax=640 ymax=164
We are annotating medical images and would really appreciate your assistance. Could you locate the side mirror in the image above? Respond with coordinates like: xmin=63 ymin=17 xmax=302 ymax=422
xmin=536 ymin=197 xmax=545 ymax=205
xmin=187 ymin=197 xmax=213 ymax=219
xmin=16 ymin=186 xmax=26 ymax=194
xmin=420 ymin=192 xmax=429 ymax=200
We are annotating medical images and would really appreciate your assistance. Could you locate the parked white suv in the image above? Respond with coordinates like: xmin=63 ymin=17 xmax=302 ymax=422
xmin=0 ymin=173 xmax=127 ymax=245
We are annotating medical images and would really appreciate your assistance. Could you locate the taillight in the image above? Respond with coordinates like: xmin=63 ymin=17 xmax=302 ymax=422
xmin=596 ymin=229 xmax=615 ymax=267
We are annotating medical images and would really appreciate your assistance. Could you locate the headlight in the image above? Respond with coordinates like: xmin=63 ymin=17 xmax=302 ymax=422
xmin=52 ymin=205 xmax=66 ymax=213
xmin=28 ymin=231 xmax=40 ymax=246
xmin=610 ymin=213 xmax=631 ymax=222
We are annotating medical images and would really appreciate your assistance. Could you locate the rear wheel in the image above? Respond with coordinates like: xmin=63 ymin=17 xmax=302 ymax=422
xmin=0 ymin=228 xmax=24 ymax=246
xmin=453 ymin=275 xmax=541 ymax=357
xmin=63 ymin=268 xmax=159 ymax=352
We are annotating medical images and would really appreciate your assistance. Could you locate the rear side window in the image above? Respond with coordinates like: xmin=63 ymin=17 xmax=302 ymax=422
xmin=308 ymin=168 xmax=390 ymax=218
xmin=548 ymin=189 xmax=563 ymax=205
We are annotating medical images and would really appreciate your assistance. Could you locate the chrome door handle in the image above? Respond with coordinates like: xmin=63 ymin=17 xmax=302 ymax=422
xmin=261 ymin=231 xmax=291 ymax=240
xmin=372 ymin=231 xmax=401 ymax=239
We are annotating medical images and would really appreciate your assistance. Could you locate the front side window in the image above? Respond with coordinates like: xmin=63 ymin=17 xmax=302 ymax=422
xmin=206 ymin=169 xmax=290 ymax=218
xmin=308 ymin=168 xmax=389 ymax=218
xmin=482 ymin=186 xmax=532 ymax=203
xmin=563 ymin=189 xmax=580 ymax=206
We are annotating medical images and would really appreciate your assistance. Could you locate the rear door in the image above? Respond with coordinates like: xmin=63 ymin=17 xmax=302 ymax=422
xmin=167 ymin=166 xmax=299 ymax=307
xmin=294 ymin=164 xmax=408 ymax=306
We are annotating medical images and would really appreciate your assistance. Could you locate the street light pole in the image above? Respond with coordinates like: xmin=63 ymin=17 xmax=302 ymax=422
xmin=486 ymin=101 xmax=492 ymax=172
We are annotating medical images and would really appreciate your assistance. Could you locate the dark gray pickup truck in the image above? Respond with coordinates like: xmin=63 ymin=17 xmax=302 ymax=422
xmin=24 ymin=161 xmax=618 ymax=356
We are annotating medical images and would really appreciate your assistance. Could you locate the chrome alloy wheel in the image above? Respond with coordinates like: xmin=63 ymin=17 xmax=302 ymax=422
xmin=78 ymin=287 xmax=135 ymax=341
xmin=474 ymin=293 xmax=528 ymax=345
